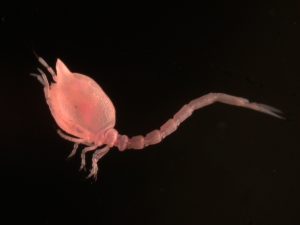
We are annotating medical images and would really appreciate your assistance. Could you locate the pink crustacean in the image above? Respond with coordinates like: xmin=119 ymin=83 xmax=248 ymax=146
xmin=31 ymin=56 xmax=283 ymax=180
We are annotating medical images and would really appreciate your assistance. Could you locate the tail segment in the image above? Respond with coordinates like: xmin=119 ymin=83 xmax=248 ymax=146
xmin=115 ymin=93 xmax=284 ymax=151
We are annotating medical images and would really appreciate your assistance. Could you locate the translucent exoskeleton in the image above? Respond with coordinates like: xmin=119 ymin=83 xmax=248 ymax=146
xmin=31 ymin=55 xmax=284 ymax=180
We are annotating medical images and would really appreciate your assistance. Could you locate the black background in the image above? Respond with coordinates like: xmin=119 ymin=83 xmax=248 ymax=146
xmin=0 ymin=1 xmax=300 ymax=225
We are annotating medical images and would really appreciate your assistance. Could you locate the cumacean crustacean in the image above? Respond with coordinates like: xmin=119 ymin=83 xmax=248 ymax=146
xmin=31 ymin=55 xmax=284 ymax=180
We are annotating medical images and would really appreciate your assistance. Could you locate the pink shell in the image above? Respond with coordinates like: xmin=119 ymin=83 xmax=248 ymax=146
xmin=47 ymin=59 xmax=116 ymax=142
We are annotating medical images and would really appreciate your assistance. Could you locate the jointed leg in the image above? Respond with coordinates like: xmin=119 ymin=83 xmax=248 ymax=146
xmin=56 ymin=130 xmax=87 ymax=159
xmin=80 ymin=145 xmax=98 ymax=171
xmin=57 ymin=129 xmax=85 ymax=143
xmin=68 ymin=143 xmax=79 ymax=158
xmin=30 ymin=73 xmax=44 ymax=85
xmin=87 ymin=146 xmax=110 ymax=180
xmin=30 ymin=68 xmax=50 ymax=98
xmin=33 ymin=52 xmax=57 ymax=81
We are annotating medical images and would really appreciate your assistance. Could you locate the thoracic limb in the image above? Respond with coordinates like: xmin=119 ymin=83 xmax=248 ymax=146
xmin=30 ymin=67 xmax=50 ymax=98
xmin=33 ymin=52 xmax=57 ymax=81
xmin=68 ymin=143 xmax=79 ymax=158
xmin=57 ymin=130 xmax=89 ymax=159
xmin=87 ymin=146 xmax=110 ymax=180
xmin=115 ymin=92 xmax=284 ymax=151
xmin=57 ymin=129 xmax=85 ymax=144
xmin=79 ymin=145 xmax=98 ymax=171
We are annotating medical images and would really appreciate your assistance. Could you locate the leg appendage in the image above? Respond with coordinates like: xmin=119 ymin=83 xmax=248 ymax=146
xmin=79 ymin=145 xmax=98 ymax=171
xmin=87 ymin=146 xmax=110 ymax=180
xmin=30 ymin=73 xmax=45 ymax=85
xmin=68 ymin=143 xmax=79 ymax=158
xmin=57 ymin=129 xmax=84 ymax=143
xmin=33 ymin=52 xmax=57 ymax=81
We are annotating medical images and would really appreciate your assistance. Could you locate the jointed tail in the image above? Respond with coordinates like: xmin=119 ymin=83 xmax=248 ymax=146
xmin=115 ymin=93 xmax=283 ymax=151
